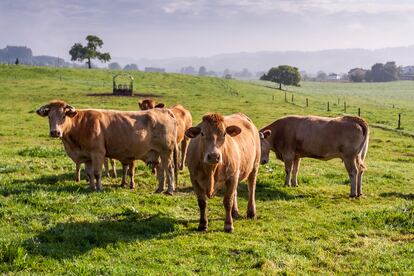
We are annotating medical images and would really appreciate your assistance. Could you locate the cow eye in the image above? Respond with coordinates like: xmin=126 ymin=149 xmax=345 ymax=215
xmin=200 ymin=132 xmax=204 ymax=136
xmin=223 ymin=133 xmax=226 ymax=137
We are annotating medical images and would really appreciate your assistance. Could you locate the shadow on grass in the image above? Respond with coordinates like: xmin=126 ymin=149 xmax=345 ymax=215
xmin=86 ymin=92 xmax=161 ymax=98
xmin=3 ymin=173 xmax=96 ymax=196
xmin=380 ymin=192 xmax=414 ymax=200
xmin=24 ymin=211 xmax=179 ymax=260
xmin=234 ymin=180 xmax=305 ymax=201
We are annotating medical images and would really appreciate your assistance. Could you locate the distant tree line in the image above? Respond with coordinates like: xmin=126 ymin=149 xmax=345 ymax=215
xmin=348 ymin=61 xmax=399 ymax=82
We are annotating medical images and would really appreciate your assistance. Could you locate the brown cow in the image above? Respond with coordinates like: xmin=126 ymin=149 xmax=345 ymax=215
xmin=138 ymin=99 xmax=192 ymax=170
xmin=259 ymin=115 xmax=369 ymax=198
xmin=185 ymin=113 xmax=260 ymax=233
xmin=36 ymin=100 xmax=178 ymax=193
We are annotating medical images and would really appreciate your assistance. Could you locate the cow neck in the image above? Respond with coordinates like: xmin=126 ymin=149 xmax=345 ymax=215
xmin=61 ymin=112 xmax=82 ymax=145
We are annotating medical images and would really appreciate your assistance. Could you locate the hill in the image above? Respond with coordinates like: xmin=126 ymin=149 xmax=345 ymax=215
xmin=133 ymin=45 xmax=414 ymax=73
xmin=0 ymin=65 xmax=413 ymax=274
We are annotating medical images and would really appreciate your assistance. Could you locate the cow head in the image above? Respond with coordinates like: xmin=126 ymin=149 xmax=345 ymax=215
xmin=36 ymin=100 xmax=77 ymax=138
xmin=259 ymin=130 xmax=272 ymax=165
xmin=185 ymin=113 xmax=241 ymax=165
xmin=138 ymin=99 xmax=165 ymax=110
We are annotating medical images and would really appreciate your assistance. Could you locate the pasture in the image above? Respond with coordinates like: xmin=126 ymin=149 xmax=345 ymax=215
xmin=0 ymin=65 xmax=413 ymax=274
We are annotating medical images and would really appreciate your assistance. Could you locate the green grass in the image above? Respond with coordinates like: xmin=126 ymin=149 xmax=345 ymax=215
xmin=0 ymin=64 xmax=413 ymax=274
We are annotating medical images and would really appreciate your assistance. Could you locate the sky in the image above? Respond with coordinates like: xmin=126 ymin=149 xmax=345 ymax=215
xmin=1 ymin=0 xmax=414 ymax=60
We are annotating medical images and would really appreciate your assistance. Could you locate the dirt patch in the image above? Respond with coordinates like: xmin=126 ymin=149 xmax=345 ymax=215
xmin=86 ymin=92 xmax=162 ymax=98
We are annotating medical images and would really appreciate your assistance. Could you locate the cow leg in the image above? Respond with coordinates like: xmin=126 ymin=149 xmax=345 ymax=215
xmin=344 ymin=157 xmax=358 ymax=198
xmin=180 ymin=138 xmax=189 ymax=170
xmin=92 ymin=154 xmax=105 ymax=192
xmin=155 ymin=162 xmax=165 ymax=193
xmin=357 ymin=169 xmax=364 ymax=197
xmin=232 ymin=190 xmax=240 ymax=219
xmin=284 ymin=158 xmax=294 ymax=187
xmin=110 ymin=159 xmax=117 ymax=178
xmin=247 ymin=167 xmax=258 ymax=219
xmin=75 ymin=162 xmax=81 ymax=182
xmin=197 ymin=195 xmax=208 ymax=231
xmin=128 ymin=161 xmax=136 ymax=189
xmin=161 ymin=151 xmax=175 ymax=195
xmin=291 ymin=158 xmax=300 ymax=187
xmin=121 ymin=163 xmax=129 ymax=187
xmin=85 ymin=162 xmax=95 ymax=190
xmin=103 ymin=157 xmax=110 ymax=177
xmin=223 ymin=178 xmax=238 ymax=233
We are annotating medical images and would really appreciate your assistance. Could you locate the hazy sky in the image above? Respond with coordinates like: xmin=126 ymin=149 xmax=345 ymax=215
xmin=1 ymin=0 xmax=414 ymax=60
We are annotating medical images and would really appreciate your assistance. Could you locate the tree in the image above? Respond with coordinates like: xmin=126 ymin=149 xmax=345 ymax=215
xmin=15 ymin=58 xmax=19 ymax=65
xmin=108 ymin=62 xmax=122 ymax=70
xmin=260 ymin=65 xmax=301 ymax=89
xmin=124 ymin=64 xmax=139 ymax=70
xmin=316 ymin=71 xmax=327 ymax=81
xmin=198 ymin=66 xmax=207 ymax=76
xmin=69 ymin=35 xmax=111 ymax=69
xmin=368 ymin=62 xmax=398 ymax=82
xmin=348 ymin=68 xmax=367 ymax=82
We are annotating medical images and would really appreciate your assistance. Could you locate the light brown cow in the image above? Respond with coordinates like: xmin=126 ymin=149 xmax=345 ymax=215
xmin=138 ymin=99 xmax=192 ymax=171
xmin=259 ymin=115 xmax=369 ymax=198
xmin=36 ymin=100 xmax=178 ymax=193
xmin=185 ymin=113 xmax=260 ymax=233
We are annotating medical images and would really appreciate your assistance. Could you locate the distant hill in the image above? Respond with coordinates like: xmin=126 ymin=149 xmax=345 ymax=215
xmin=0 ymin=46 xmax=70 ymax=67
xmin=131 ymin=45 xmax=414 ymax=74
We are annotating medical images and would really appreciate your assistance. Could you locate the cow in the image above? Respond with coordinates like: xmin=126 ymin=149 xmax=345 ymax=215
xmin=259 ymin=115 xmax=369 ymax=198
xmin=138 ymin=99 xmax=192 ymax=171
xmin=36 ymin=100 xmax=178 ymax=194
xmin=185 ymin=113 xmax=260 ymax=233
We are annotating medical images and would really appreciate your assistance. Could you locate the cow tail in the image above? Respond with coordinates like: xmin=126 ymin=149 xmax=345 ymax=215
xmin=354 ymin=117 xmax=369 ymax=171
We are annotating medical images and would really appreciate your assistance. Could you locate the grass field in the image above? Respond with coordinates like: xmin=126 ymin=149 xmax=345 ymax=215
xmin=0 ymin=65 xmax=413 ymax=274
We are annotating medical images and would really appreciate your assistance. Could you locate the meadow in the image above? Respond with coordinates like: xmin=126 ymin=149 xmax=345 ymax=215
xmin=0 ymin=65 xmax=413 ymax=274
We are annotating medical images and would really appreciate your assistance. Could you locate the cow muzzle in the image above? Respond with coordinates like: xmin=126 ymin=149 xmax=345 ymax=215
xmin=50 ymin=130 xmax=61 ymax=138
xmin=260 ymin=159 xmax=269 ymax=165
xmin=205 ymin=152 xmax=221 ymax=165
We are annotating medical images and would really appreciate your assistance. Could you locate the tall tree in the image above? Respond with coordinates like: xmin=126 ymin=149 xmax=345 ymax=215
xmin=261 ymin=65 xmax=301 ymax=89
xmin=69 ymin=35 xmax=111 ymax=69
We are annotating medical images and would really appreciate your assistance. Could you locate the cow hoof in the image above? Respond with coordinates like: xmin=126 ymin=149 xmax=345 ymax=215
xmin=155 ymin=188 xmax=164 ymax=193
xmin=121 ymin=183 xmax=127 ymax=188
xmin=165 ymin=191 xmax=174 ymax=196
xmin=129 ymin=185 xmax=135 ymax=190
xmin=247 ymin=210 xmax=256 ymax=219
xmin=198 ymin=224 xmax=208 ymax=232
xmin=357 ymin=193 xmax=363 ymax=198
xmin=231 ymin=210 xmax=240 ymax=219
xmin=224 ymin=225 xmax=234 ymax=233
xmin=349 ymin=194 xmax=357 ymax=199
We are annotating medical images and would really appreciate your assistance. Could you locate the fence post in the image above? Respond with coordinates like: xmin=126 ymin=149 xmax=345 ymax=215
xmin=272 ymin=95 xmax=274 ymax=101
xmin=344 ymin=102 xmax=347 ymax=113
xmin=327 ymin=102 xmax=330 ymax=111
xmin=358 ymin=108 xmax=361 ymax=117
xmin=291 ymin=94 xmax=294 ymax=103
xmin=285 ymin=91 xmax=287 ymax=102
xmin=306 ymin=98 xmax=308 ymax=107
xmin=338 ymin=98 xmax=340 ymax=105
xmin=398 ymin=113 xmax=401 ymax=129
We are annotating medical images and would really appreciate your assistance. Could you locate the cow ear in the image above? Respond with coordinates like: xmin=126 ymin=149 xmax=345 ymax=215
xmin=226 ymin=125 xmax=241 ymax=137
xmin=36 ymin=105 xmax=50 ymax=117
xmin=185 ymin=127 xmax=201 ymax=138
xmin=155 ymin=103 xmax=165 ymax=108
xmin=261 ymin=130 xmax=271 ymax=139
xmin=65 ymin=105 xmax=77 ymax=118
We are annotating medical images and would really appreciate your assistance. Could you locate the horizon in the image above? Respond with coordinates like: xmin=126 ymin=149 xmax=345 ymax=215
xmin=1 ymin=1 xmax=414 ymax=61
